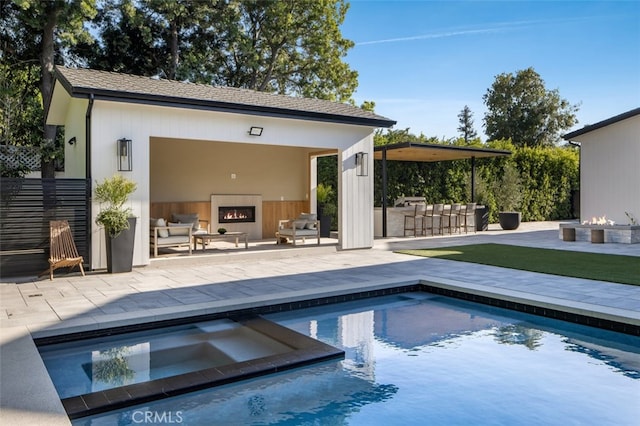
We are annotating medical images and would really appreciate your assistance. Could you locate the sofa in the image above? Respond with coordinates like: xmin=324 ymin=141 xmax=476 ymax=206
xmin=276 ymin=213 xmax=320 ymax=246
xmin=150 ymin=218 xmax=193 ymax=257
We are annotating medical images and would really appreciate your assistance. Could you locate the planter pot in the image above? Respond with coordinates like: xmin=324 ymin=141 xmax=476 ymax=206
xmin=498 ymin=212 xmax=521 ymax=230
xmin=105 ymin=217 xmax=136 ymax=273
xmin=475 ymin=206 xmax=489 ymax=231
xmin=318 ymin=205 xmax=331 ymax=238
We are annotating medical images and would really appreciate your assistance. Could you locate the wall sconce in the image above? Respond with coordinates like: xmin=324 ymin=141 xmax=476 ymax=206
xmin=355 ymin=152 xmax=368 ymax=176
xmin=67 ymin=136 xmax=76 ymax=145
xmin=248 ymin=126 xmax=263 ymax=136
xmin=117 ymin=138 xmax=132 ymax=171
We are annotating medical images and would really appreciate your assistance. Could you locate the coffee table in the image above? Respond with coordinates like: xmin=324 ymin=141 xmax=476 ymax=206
xmin=193 ymin=232 xmax=248 ymax=251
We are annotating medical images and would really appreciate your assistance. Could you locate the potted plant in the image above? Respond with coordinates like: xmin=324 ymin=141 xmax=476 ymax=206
xmin=95 ymin=175 xmax=137 ymax=273
xmin=217 ymin=227 xmax=227 ymax=234
xmin=316 ymin=183 xmax=334 ymax=238
xmin=493 ymin=163 xmax=523 ymax=230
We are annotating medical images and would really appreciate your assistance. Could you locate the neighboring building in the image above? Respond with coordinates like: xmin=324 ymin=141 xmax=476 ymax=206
xmin=46 ymin=67 xmax=395 ymax=270
xmin=563 ymin=107 xmax=640 ymax=225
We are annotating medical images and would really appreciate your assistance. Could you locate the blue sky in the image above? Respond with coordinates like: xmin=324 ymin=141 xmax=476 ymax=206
xmin=341 ymin=0 xmax=640 ymax=140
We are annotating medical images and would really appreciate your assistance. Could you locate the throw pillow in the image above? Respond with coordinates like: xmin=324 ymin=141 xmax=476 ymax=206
xmin=172 ymin=213 xmax=199 ymax=231
xmin=156 ymin=218 xmax=169 ymax=238
xmin=300 ymin=213 xmax=317 ymax=229
xmin=168 ymin=222 xmax=190 ymax=236
xmin=150 ymin=218 xmax=169 ymax=238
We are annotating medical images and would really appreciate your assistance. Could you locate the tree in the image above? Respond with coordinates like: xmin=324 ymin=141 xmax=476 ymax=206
xmin=482 ymin=67 xmax=579 ymax=147
xmin=2 ymin=0 xmax=97 ymax=177
xmin=457 ymin=105 xmax=477 ymax=144
xmin=71 ymin=0 xmax=166 ymax=76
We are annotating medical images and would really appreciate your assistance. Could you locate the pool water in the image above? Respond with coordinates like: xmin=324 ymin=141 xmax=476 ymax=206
xmin=67 ymin=292 xmax=639 ymax=425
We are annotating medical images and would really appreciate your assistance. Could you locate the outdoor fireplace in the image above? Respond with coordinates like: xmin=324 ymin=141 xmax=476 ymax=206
xmin=218 ymin=206 xmax=256 ymax=223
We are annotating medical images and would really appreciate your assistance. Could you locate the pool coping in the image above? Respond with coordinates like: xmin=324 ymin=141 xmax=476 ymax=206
xmin=30 ymin=276 xmax=640 ymax=341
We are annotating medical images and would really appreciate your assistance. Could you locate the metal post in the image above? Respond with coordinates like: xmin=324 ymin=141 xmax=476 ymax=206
xmin=382 ymin=147 xmax=388 ymax=237
xmin=471 ymin=156 xmax=476 ymax=202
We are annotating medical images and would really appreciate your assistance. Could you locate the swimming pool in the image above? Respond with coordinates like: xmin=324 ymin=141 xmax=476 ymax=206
xmin=46 ymin=292 xmax=639 ymax=425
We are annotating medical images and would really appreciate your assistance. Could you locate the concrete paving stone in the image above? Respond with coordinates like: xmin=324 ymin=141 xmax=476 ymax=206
xmin=19 ymin=288 xmax=62 ymax=299
xmin=6 ymin=304 xmax=56 ymax=315
xmin=163 ymin=288 xmax=211 ymax=299
xmin=0 ymin=295 xmax=27 ymax=307
xmin=97 ymin=287 xmax=140 ymax=297
xmin=137 ymin=292 xmax=184 ymax=305
xmin=98 ymin=305 xmax=128 ymax=315
xmin=0 ymin=288 xmax=22 ymax=299
xmin=2 ymin=311 xmax=61 ymax=327
xmin=11 ymin=282 xmax=40 ymax=291
xmin=69 ymin=279 xmax=113 ymax=289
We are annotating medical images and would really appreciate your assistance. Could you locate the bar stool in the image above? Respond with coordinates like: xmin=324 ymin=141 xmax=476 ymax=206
xmin=442 ymin=203 xmax=462 ymax=234
xmin=403 ymin=205 xmax=420 ymax=236
xmin=459 ymin=202 xmax=477 ymax=233
xmin=423 ymin=203 xmax=443 ymax=236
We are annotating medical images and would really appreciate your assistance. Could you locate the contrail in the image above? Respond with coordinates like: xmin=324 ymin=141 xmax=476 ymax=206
xmin=355 ymin=17 xmax=595 ymax=46
xmin=356 ymin=27 xmax=502 ymax=46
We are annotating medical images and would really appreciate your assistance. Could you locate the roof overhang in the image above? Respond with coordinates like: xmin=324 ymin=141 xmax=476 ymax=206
xmin=52 ymin=67 xmax=397 ymax=129
xmin=563 ymin=107 xmax=640 ymax=140
xmin=374 ymin=142 xmax=511 ymax=162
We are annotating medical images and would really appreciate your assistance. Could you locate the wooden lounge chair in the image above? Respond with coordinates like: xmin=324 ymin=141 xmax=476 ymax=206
xmin=45 ymin=220 xmax=85 ymax=280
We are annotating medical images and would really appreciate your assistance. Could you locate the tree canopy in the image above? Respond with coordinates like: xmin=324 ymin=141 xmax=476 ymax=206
xmin=73 ymin=0 xmax=358 ymax=101
xmin=482 ymin=67 xmax=579 ymax=147
xmin=2 ymin=0 xmax=97 ymax=176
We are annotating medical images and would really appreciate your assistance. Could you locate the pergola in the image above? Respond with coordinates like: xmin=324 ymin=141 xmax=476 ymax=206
xmin=373 ymin=142 xmax=511 ymax=237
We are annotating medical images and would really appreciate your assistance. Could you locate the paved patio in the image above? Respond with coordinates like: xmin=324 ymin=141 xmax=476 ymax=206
xmin=1 ymin=221 xmax=639 ymax=425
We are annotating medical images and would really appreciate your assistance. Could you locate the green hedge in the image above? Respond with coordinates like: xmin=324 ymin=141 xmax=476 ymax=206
xmin=317 ymin=140 xmax=579 ymax=224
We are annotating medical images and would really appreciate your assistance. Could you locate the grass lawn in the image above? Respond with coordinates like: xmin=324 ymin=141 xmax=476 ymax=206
xmin=397 ymin=243 xmax=640 ymax=286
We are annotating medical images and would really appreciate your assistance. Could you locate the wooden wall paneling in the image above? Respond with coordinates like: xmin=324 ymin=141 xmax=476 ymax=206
xmin=262 ymin=200 xmax=309 ymax=238
xmin=150 ymin=201 xmax=211 ymax=229
xmin=151 ymin=200 xmax=310 ymax=240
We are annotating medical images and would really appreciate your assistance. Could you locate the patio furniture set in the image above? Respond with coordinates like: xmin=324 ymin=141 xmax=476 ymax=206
xmin=150 ymin=211 xmax=321 ymax=256
xmin=403 ymin=203 xmax=477 ymax=237
xmin=276 ymin=213 xmax=321 ymax=246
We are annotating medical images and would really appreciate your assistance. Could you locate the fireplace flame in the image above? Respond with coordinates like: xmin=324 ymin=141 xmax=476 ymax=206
xmin=582 ymin=215 xmax=615 ymax=226
xmin=223 ymin=210 xmax=248 ymax=220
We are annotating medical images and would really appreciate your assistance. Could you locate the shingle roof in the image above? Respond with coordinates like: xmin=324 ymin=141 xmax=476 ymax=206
xmin=54 ymin=67 xmax=396 ymax=128
xmin=563 ymin=107 xmax=640 ymax=140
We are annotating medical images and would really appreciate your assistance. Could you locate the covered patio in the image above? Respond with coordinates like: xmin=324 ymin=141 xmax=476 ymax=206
xmin=374 ymin=142 xmax=511 ymax=237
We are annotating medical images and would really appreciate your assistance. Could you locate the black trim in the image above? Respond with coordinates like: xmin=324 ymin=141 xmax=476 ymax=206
xmin=85 ymin=94 xmax=94 ymax=269
xmin=563 ymin=107 xmax=640 ymax=140
xmin=374 ymin=141 xmax=512 ymax=156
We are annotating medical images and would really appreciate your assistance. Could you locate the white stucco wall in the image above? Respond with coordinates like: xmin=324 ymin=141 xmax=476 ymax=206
xmin=83 ymin=100 xmax=376 ymax=269
xmin=63 ymin=98 xmax=89 ymax=178
xmin=338 ymin=138 xmax=374 ymax=249
xmin=572 ymin=115 xmax=640 ymax=225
